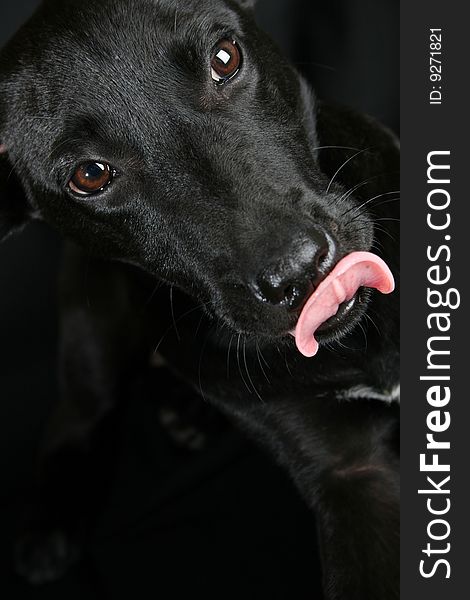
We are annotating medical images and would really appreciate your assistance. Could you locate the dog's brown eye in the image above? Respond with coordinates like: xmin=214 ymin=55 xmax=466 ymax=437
xmin=211 ymin=39 xmax=241 ymax=84
xmin=69 ymin=162 xmax=113 ymax=196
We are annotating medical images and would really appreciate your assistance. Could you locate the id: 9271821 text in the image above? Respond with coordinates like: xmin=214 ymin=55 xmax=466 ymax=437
xmin=429 ymin=28 xmax=443 ymax=105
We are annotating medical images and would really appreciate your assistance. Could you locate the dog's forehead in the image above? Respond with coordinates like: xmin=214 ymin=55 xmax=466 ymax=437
xmin=42 ymin=0 xmax=243 ymax=44
xmin=36 ymin=0 xmax=243 ymax=70
xmin=1 ymin=0 xmax=248 ymax=164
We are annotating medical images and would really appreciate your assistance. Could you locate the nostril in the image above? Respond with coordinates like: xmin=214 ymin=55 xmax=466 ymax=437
xmin=283 ymin=284 xmax=296 ymax=305
xmin=317 ymin=248 xmax=329 ymax=269
xmin=254 ymin=275 xmax=313 ymax=310
xmin=252 ymin=228 xmax=337 ymax=310
xmin=283 ymin=281 xmax=314 ymax=311
xmin=313 ymin=236 xmax=337 ymax=283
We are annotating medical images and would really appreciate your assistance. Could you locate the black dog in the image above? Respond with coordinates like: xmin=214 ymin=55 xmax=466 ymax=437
xmin=0 ymin=0 xmax=400 ymax=597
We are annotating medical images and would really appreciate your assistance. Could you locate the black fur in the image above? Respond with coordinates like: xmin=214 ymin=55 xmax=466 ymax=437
xmin=0 ymin=1 xmax=399 ymax=597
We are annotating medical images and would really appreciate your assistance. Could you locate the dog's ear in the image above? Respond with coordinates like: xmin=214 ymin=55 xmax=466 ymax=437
xmin=0 ymin=145 xmax=32 ymax=241
xmin=316 ymin=102 xmax=400 ymax=184
xmin=0 ymin=30 xmax=35 ymax=242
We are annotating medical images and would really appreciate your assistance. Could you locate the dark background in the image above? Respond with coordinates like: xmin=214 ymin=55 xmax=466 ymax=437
xmin=400 ymin=2 xmax=470 ymax=598
xmin=0 ymin=1 xmax=399 ymax=598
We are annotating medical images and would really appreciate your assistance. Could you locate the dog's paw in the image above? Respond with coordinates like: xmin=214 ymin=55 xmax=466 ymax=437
xmin=14 ymin=530 xmax=81 ymax=585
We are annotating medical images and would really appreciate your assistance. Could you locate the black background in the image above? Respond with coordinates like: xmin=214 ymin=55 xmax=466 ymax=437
xmin=0 ymin=1 xmax=399 ymax=598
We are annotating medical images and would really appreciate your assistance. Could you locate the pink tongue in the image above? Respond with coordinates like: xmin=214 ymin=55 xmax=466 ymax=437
xmin=292 ymin=252 xmax=395 ymax=358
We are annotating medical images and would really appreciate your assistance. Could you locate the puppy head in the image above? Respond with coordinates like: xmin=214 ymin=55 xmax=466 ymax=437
xmin=0 ymin=0 xmax=396 ymax=346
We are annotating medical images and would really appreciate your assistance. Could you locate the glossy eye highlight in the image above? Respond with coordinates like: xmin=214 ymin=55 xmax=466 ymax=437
xmin=69 ymin=162 xmax=114 ymax=196
xmin=211 ymin=39 xmax=242 ymax=85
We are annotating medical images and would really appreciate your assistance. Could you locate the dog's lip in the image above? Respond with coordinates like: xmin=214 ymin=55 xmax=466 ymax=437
xmin=290 ymin=252 xmax=395 ymax=358
xmin=315 ymin=292 xmax=359 ymax=333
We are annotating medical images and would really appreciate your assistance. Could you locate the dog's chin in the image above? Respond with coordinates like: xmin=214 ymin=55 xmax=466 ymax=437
xmin=215 ymin=287 xmax=372 ymax=350
xmin=213 ymin=309 xmax=296 ymax=341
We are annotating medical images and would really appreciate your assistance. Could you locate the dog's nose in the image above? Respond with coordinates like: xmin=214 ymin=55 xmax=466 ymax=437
xmin=253 ymin=229 xmax=335 ymax=311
